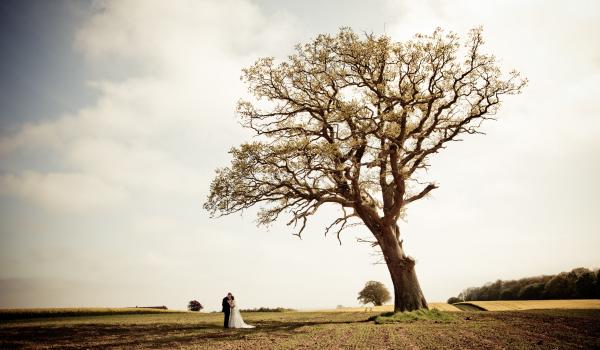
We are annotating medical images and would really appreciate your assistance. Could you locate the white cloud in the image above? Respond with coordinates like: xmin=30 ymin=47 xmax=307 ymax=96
xmin=0 ymin=0 xmax=298 ymax=212
xmin=0 ymin=171 xmax=127 ymax=212
xmin=75 ymin=0 xmax=298 ymax=68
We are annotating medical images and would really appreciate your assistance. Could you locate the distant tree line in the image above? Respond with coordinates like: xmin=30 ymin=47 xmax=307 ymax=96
xmin=448 ymin=267 xmax=600 ymax=303
xmin=240 ymin=307 xmax=295 ymax=312
xmin=133 ymin=305 xmax=168 ymax=310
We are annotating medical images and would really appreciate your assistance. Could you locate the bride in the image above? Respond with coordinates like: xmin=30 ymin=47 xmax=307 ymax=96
xmin=227 ymin=295 xmax=255 ymax=329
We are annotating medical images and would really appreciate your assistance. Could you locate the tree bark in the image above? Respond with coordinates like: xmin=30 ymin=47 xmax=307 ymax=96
xmin=377 ymin=224 xmax=428 ymax=312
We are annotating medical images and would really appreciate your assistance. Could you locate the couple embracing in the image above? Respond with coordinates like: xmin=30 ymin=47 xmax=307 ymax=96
xmin=221 ymin=292 xmax=255 ymax=329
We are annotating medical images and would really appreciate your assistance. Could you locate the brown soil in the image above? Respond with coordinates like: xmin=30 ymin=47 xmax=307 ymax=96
xmin=1 ymin=309 xmax=598 ymax=349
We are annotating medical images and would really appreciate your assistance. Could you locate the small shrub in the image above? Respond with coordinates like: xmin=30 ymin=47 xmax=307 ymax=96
xmin=447 ymin=297 xmax=462 ymax=304
xmin=188 ymin=300 xmax=203 ymax=312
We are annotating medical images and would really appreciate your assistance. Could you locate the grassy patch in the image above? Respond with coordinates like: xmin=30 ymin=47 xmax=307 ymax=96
xmin=372 ymin=309 xmax=456 ymax=324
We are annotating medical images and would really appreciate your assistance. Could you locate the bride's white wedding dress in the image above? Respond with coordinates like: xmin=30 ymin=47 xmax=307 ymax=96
xmin=228 ymin=301 xmax=255 ymax=329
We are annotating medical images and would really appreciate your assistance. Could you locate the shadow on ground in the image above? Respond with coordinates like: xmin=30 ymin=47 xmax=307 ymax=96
xmin=0 ymin=318 xmax=369 ymax=349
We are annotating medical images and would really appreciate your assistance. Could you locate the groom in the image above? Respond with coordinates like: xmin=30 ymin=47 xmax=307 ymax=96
xmin=222 ymin=292 xmax=232 ymax=328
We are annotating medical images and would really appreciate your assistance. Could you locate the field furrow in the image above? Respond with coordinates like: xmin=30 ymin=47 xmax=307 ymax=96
xmin=1 ymin=307 xmax=599 ymax=349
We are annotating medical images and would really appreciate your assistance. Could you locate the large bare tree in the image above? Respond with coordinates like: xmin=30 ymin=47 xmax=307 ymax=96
xmin=204 ymin=28 xmax=526 ymax=312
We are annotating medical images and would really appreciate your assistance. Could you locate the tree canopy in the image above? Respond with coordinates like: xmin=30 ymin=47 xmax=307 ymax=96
xmin=205 ymin=27 xmax=525 ymax=242
xmin=358 ymin=280 xmax=392 ymax=306
xmin=187 ymin=300 xmax=203 ymax=312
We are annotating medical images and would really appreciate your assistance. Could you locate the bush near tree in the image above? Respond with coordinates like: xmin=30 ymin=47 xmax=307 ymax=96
xmin=446 ymin=297 xmax=461 ymax=304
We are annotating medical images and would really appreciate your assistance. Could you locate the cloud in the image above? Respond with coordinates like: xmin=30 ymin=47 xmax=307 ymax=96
xmin=0 ymin=171 xmax=127 ymax=212
xmin=74 ymin=0 xmax=297 ymax=68
xmin=0 ymin=0 xmax=298 ymax=212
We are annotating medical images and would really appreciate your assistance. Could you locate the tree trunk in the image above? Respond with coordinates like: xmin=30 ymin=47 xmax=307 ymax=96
xmin=377 ymin=224 xmax=428 ymax=312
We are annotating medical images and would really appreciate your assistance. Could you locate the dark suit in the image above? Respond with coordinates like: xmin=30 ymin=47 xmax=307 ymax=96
xmin=222 ymin=297 xmax=230 ymax=328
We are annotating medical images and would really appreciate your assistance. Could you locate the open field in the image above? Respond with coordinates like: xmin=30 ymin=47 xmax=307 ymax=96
xmin=1 ymin=307 xmax=599 ymax=349
xmin=0 ymin=307 xmax=181 ymax=321
xmin=454 ymin=299 xmax=600 ymax=311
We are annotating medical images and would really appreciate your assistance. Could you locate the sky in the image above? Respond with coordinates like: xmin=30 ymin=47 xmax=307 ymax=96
xmin=0 ymin=0 xmax=598 ymax=311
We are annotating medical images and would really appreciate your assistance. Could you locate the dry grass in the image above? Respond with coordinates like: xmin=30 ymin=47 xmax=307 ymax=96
xmin=0 ymin=307 xmax=182 ymax=321
xmin=327 ymin=302 xmax=462 ymax=312
xmin=456 ymin=299 xmax=600 ymax=311
xmin=428 ymin=303 xmax=463 ymax=312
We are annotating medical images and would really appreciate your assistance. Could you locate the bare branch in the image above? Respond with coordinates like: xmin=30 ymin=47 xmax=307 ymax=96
xmin=405 ymin=183 xmax=438 ymax=204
